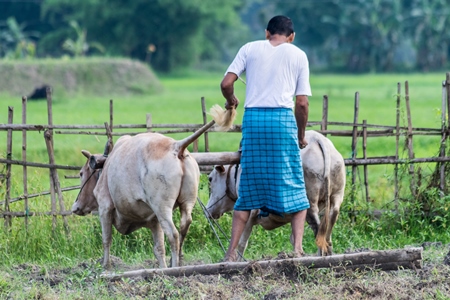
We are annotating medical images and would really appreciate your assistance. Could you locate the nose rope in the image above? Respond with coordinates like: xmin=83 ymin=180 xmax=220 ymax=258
xmin=197 ymin=196 xmax=246 ymax=262
xmin=73 ymin=169 xmax=98 ymax=204
xmin=205 ymin=194 xmax=228 ymax=210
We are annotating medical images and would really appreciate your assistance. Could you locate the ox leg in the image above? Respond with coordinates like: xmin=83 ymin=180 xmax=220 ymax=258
xmin=305 ymin=205 xmax=322 ymax=256
xmin=99 ymin=208 xmax=114 ymax=270
xmin=178 ymin=203 xmax=194 ymax=266
xmin=156 ymin=208 xmax=180 ymax=268
xmin=148 ymin=217 xmax=167 ymax=268
xmin=325 ymin=197 xmax=342 ymax=255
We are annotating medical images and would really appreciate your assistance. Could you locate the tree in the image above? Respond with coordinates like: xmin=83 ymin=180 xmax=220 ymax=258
xmin=62 ymin=20 xmax=104 ymax=57
xmin=406 ymin=0 xmax=450 ymax=71
xmin=0 ymin=16 xmax=39 ymax=59
xmin=273 ymin=0 xmax=407 ymax=72
xmin=41 ymin=0 xmax=247 ymax=72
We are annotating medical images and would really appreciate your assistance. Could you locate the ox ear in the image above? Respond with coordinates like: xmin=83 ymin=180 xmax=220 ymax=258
xmin=89 ymin=155 xmax=107 ymax=170
xmin=214 ymin=165 xmax=226 ymax=174
xmin=81 ymin=150 xmax=91 ymax=159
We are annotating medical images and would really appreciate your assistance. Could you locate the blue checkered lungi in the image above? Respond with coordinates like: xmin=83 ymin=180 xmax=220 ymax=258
xmin=235 ymin=107 xmax=310 ymax=216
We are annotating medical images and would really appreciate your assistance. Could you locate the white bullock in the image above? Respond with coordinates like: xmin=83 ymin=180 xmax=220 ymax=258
xmin=206 ymin=130 xmax=346 ymax=259
xmin=72 ymin=121 xmax=215 ymax=269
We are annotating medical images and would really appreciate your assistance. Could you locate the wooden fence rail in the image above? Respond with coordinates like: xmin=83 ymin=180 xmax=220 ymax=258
xmin=1 ymin=73 xmax=450 ymax=228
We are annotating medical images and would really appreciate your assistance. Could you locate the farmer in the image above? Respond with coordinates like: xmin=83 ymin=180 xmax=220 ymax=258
xmin=220 ymin=15 xmax=311 ymax=261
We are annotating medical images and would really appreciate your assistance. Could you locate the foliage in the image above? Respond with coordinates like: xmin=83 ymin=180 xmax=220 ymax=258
xmin=274 ymin=0 xmax=450 ymax=72
xmin=2 ymin=0 xmax=450 ymax=72
xmin=41 ymin=0 xmax=248 ymax=72
xmin=62 ymin=20 xmax=104 ymax=57
xmin=0 ymin=17 xmax=38 ymax=59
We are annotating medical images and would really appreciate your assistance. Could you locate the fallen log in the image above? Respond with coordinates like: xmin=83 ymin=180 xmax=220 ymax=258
xmin=101 ymin=247 xmax=422 ymax=280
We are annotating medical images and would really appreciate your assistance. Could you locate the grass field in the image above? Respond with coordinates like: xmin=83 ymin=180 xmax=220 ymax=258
xmin=1 ymin=69 xmax=450 ymax=298
xmin=1 ymin=70 xmax=450 ymax=260
xmin=1 ymin=70 xmax=447 ymax=204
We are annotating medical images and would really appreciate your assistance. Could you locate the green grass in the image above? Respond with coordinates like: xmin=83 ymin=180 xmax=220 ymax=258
xmin=1 ymin=69 xmax=450 ymax=271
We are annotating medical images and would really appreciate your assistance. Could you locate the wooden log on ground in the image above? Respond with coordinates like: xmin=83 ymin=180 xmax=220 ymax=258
xmin=101 ymin=247 xmax=422 ymax=280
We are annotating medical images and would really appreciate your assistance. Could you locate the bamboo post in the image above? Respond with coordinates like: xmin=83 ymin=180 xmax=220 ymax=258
xmin=193 ymin=134 xmax=199 ymax=152
xmin=201 ymin=96 xmax=210 ymax=152
xmin=44 ymin=130 xmax=69 ymax=234
xmin=447 ymin=73 xmax=450 ymax=141
xmin=46 ymin=87 xmax=57 ymax=230
xmin=394 ymin=83 xmax=401 ymax=211
xmin=45 ymin=87 xmax=69 ymax=233
xmin=146 ymin=114 xmax=152 ymax=132
xmin=109 ymin=99 xmax=113 ymax=133
xmin=22 ymin=96 xmax=29 ymax=228
xmin=439 ymin=78 xmax=447 ymax=195
xmin=321 ymin=95 xmax=329 ymax=136
xmin=444 ymin=72 xmax=450 ymax=193
xmin=362 ymin=120 xmax=369 ymax=202
xmin=351 ymin=92 xmax=360 ymax=204
xmin=4 ymin=106 xmax=13 ymax=228
xmin=404 ymin=81 xmax=416 ymax=197
xmin=104 ymin=122 xmax=113 ymax=152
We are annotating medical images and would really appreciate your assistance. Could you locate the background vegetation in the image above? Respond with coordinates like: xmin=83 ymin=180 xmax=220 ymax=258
xmin=1 ymin=0 xmax=450 ymax=73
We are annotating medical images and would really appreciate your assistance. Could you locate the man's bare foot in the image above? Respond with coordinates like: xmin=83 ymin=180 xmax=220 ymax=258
xmin=223 ymin=249 xmax=238 ymax=262
xmin=293 ymin=250 xmax=305 ymax=258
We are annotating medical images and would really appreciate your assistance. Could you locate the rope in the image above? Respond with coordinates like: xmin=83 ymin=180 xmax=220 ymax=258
xmin=196 ymin=196 xmax=247 ymax=262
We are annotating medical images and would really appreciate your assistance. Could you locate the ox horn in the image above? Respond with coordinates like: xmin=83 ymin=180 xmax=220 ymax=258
xmin=81 ymin=150 xmax=91 ymax=159
xmin=103 ymin=139 xmax=113 ymax=157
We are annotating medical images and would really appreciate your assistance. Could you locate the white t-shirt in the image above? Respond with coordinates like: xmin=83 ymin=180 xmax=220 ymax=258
xmin=226 ymin=40 xmax=311 ymax=108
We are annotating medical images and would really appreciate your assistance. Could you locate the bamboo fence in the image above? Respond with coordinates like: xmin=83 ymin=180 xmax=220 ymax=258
xmin=1 ymin=74 xmax=450 ymax=230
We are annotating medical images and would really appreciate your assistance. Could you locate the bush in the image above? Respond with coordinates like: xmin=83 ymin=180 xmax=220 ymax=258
xmin=0 ymin=57 xmax=163 ymax=98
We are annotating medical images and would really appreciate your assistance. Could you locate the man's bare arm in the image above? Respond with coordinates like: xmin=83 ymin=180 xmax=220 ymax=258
xmin=295 ymin=95 xmax=309 ymax=148
xmin=221 ymin=72 xmax=240 ymax=109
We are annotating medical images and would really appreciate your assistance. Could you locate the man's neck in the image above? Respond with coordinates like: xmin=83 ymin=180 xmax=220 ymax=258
xmin=268 ymin=34 xmax=290 ymax=46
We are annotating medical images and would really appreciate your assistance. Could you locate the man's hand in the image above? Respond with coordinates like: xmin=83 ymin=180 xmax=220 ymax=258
xmin=225 ymin=96 xmax=240 ymax=110
xmin=299 ymin=138 xmax=308 ymax=149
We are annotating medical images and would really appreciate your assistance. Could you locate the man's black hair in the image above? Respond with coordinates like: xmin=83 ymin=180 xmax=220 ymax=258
xmin=266 ymin=15 xmax=294 ymax=36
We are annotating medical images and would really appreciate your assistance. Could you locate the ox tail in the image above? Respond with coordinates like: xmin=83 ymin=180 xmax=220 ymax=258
xmin=176 ymin=119 xmax=216 ymax=159
xmin=176 ymin=105 xmax=237 ymax=159
xmin=209 ymin=105 xmax=237 ymax=132
xmin=315 ymin=137 xmax=332 ymax=255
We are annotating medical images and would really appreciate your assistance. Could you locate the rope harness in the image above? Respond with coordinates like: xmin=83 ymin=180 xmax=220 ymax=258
xmin=73 ymin=169 xmax=99 ymax=204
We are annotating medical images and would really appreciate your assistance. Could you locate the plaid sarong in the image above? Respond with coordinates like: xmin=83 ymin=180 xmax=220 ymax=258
xmin=235 ymin=107 xmax=310 ymax=215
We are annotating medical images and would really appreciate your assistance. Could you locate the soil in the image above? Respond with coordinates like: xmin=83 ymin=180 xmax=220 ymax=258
xmin=3 ymin=243 xmax=450 ymax=299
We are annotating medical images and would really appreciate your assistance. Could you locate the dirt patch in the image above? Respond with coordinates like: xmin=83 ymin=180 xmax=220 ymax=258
xmin=3 ymin=245 xmax=450 ymax=299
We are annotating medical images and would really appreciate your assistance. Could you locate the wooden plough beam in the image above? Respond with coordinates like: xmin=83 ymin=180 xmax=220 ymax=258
xmin=101 ymin=247 xmax=422 ymax=280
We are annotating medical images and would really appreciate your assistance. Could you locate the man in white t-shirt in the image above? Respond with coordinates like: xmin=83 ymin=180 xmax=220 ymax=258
xmin=220 ymin=15 xmax=311 ymax=261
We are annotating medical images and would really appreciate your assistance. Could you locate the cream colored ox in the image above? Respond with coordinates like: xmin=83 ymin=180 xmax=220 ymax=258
xmin=72 ymin=120 xmax=216 ymax=269
xmin=206 ymin=130 xmax=346 ymax=259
